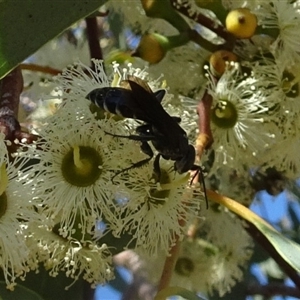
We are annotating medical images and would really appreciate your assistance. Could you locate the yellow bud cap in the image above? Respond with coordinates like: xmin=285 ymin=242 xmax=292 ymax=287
xmin=225 ymin=8 xmax=257 ymax=39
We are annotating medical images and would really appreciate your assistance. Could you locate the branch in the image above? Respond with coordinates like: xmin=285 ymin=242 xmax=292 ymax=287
xmin=246 ymin=282 xmax=300 ymax=298
xmin=170 ymin=0 xmax=235 ymax=46
xmin=0 ymin=66 xmax=39 ymax=151
xmin=196 ymin=89 xmax=214 ymax=158
xmin=157 ymin=219 xmax=186 ymax=293
xmin=85 ymin=16 xmax=104 ymax=69
xmin=21 ymin=63 xmax=61 ymax=76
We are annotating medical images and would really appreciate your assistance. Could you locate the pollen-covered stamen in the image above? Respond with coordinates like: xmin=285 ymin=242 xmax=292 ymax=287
xmin=61 ymin=146 xmax=103 ymax=187
xmin=148 ymin=169 xmax=171 ymax=205
xmin=281 ymin=70 xmax=300 ymax=98
xmin=175 ymin=257 xmax=195 ymax=277
xmin=159 ymin=173 xmax=190 ymax=190
xmin=52 ymin=220 xmax=93 ymax=243
xmin=211 ymin=100 xmax=238 ymax=129
xmin=147 ymin=170 xmax=189 ymax=206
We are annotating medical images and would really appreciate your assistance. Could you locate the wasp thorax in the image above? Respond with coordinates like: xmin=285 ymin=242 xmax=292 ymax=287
xmin=175 ymin=257 xmax=195 ymax=277
xmin=281 ymin=71 xmax=299 ymax=98
xmin=61 ymin=146 xmax=103 ymax=187
xmin=211 ymin=100 xmax=238 ymax=129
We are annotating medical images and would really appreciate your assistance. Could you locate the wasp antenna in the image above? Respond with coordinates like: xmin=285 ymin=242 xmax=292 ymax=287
xmin=190 ymin=167 xmax=208 ymax=209
xmin=199 ymin=168 xmax=208 ymax=209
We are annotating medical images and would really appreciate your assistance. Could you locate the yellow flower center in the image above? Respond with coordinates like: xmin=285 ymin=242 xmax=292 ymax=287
xmin=211 ymin=100 xmax=238 ymax=128
xmin=61 ymin=146 xmax=103 ymax=187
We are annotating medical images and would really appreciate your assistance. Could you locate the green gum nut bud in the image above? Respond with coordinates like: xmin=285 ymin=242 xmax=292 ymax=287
xmin=141 ymin=0 xmax=190 ymax=32
xmin=132 ymin=32 xmax=190 ymax=64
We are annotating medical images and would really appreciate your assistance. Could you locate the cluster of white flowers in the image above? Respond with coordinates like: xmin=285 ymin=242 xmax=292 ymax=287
xmin=6 ymin=0 xmax=300 ymax=297
xmin=91 ymin=0 xmax=300 ymax=296
xmin=1 ymin=59 xmax=206 ymax=290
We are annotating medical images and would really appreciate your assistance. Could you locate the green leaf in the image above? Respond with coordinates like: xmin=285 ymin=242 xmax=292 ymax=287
xmin=0 ymin=281 xmax=44 ymax=300
xmin=207 ymin=189 xmax=300 ymax=273
xmin=0 ymin=0 xmax=106 ymax=79
xmin=154 ymin=286 xmax=205 ymax=300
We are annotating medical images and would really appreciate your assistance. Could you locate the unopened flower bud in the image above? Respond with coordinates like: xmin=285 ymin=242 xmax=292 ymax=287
xmin=141 ymin=0 xmax=190 ymax=32
xmin=132 ymin=32 xmax=190 ymax=64
xmin=226 ymin=8 xmax=257 ymax=39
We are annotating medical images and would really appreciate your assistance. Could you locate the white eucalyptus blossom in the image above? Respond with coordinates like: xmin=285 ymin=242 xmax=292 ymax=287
xmin=256 ymin=0 xmax=300 ymax=66
xmin=27 ymin=226 xmax=113 ymax=288
xmin=0 ymin=136 xmax=41 ymax=289
xmin=26 ymin=101 xmax=145 ymax=238
xmin=198 ymin=205 xmax=253 ymax=296
xmin=113 ymin=160 xmax=204 ymax=257
xmin=261 ymin=114 xmax=300 ymax=179
xmin=205 ymin=62 xmax=275 ymax=171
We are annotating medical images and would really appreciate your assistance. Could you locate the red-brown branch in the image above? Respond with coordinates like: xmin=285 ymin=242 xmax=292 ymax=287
xmin=170 ymin=0 xmax=235 ymax=47
xmin=0 ymin=66 xmax=39 ymax=151
xmin=21 ymin=63 xmax=61 ymax=76
xmin=246 ymin=283 xmax=300 ymax=298
xmin=196 ymin=89 xmax=214 ymax=158
xmin=85 ymin=17 xmax=104 ymax=70
xmin=157 ymin=218 xmax=185 ymax=293
xmin=0 ymin=67 xmax=23 ymax=140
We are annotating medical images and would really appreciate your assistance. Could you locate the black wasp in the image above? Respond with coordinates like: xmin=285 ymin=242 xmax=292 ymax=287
xmin=86 ymin=76 xmax=208 ymax=208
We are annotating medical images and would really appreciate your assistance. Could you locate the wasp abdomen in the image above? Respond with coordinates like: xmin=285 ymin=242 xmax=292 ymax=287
xmin=86 ymin=87 xmax=134 ymax=118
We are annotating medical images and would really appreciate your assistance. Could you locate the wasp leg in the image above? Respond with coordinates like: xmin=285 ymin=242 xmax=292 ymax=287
xmin=171 ymin=116 xmax=181 ymax=123
xmin=135 ymin=124 xmax=153 ymax=136
xmin=111 ymin=141 xmax=154 ymax=182
xmin=191 ymin=165 xmax=208 ymax=209
xmin=104 ymin=130 xmax=155 ymax=142
xmin=152 ymin=154 xmax=162 ymax=182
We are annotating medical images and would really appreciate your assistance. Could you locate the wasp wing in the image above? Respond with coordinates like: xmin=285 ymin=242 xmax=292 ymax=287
xmin=127 ymin=79 xmax=185 ymax=138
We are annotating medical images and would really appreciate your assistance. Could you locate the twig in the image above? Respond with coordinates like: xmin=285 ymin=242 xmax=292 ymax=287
xmin=21 ymin=63 xmax=61 ymax=76
xmin=85 ymin=16 xmax=104 ymax=69
xmin=170 ymin=0 xmax=235 ymax=45
xmin=196 ymin=89 xmax=214 ymax=158
xmin=157 ymin=219 xmax=185 ymax=293
xmin=0 ymin=67 xmax=23 ymax=140
xmin=246 ymin=282 xmax=300 ymax=298
xmin=0 ymin=66 xmax=39 ymax=150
